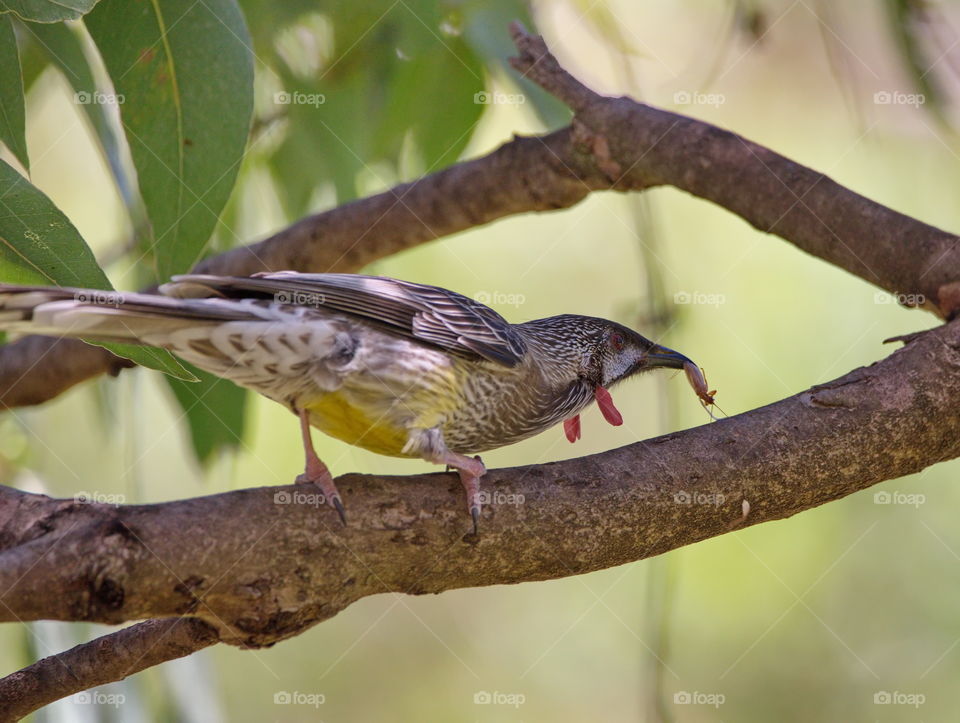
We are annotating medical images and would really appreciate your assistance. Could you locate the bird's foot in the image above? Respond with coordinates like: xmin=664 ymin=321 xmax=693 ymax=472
xmin=295 ymin=408 xmax=346 ymax=524
xmin=435 ymin=451 xmax=486 ymax=534
xmin=295 ymin=460 xmax=346 ymax=525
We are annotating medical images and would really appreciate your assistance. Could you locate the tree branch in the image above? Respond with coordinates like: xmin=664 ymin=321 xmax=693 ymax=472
xmin=0 ymin=618 xmax=218 ymax=721
xmin=4 ymin=25 xmax=959 ymax=408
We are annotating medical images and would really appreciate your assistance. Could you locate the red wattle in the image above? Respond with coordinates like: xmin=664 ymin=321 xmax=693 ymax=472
xmin=595 ymin=386 xmax=623 ymax=426
xmin=563 ymin=415 xmax=581 ymax=443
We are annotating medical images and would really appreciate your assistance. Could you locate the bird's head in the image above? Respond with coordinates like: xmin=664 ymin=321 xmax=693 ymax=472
xmin=522 ymin=315 xmax=695 ymax=389
xmin=589 ymin=321 xmax=693 ymax=388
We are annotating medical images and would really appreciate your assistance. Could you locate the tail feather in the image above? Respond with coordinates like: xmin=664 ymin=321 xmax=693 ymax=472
xmin=0 ymin=284 xmax=268 ymax=344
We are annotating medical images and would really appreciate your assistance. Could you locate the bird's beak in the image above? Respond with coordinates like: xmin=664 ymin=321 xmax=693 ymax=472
xmin=644 ymin=343 xmax=693 ymax=370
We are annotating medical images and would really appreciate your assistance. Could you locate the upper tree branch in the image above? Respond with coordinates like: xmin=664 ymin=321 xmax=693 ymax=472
xmin=3 ymin=25 xmax=959 ymax=408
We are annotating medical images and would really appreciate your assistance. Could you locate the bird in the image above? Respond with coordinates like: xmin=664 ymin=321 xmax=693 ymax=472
xmin=0 ymin=272 xmax=708 ymax=532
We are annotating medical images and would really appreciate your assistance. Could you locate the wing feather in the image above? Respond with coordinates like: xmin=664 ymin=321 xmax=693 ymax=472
xmin=162 ymin=272 xmax=526 ymax=366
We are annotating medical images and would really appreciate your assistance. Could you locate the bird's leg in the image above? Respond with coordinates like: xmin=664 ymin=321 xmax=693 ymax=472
xmin=432 ymin=449 xmax=486 ymax=534
xmin=295 ymin=408 xmax=346 ymax=524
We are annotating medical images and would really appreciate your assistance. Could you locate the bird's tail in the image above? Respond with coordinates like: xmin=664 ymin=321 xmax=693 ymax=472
xmin=0 ymin=283 xmax=253 ymax=346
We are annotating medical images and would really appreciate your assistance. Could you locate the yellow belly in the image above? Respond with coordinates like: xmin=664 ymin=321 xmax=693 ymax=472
xmin=304 ymin=390 xmax=412 ymax=457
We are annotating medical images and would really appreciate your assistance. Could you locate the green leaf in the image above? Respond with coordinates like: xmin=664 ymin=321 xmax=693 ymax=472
xmin=14 ymin=20 xmax=51 ymax=93
xmin=0 ymin=15 xmax=28 ymax=169
xmin=0 ymin=158 xmax=195 ymax=380
xmin=0 ymin=0 xmax=99 ymax=23
xmin=85 ymin=0 xmax=253 ymax=281
xmin=22 ymin=20 xmax=127 ymax=195
xmin=165 ymin=362 xmax=247 ymax=463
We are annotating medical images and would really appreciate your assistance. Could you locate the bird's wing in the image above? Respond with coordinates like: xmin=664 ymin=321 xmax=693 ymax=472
xmin=162 ymin=272 xmax=527 ymax=367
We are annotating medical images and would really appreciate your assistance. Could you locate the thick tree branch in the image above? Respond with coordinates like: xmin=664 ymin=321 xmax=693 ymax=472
xmin=4 ymin=26 xmax=959 ymax=408
xmin=0 ymin=618 xmax=218 ymax=721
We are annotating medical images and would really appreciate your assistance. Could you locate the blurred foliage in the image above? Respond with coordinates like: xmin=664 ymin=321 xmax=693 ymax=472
xmin=239 ymin=0 xmax=567 ymax=213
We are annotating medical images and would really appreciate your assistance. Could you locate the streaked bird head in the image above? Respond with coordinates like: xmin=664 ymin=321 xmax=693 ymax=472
xmin=521 ymin=314 xmax=694 ymax=389
xmin=591 ymin=321 xmax=692 ymax=388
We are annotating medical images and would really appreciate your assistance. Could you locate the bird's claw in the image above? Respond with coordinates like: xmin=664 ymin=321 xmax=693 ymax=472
xmin=332 ymin=495 xmax=347 ymax=526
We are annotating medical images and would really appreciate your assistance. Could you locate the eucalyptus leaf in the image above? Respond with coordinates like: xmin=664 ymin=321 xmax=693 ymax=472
xmin=86 ymin=0 xmax=253 ymax=280
xmin=0 ymin=158 xmax=194 ymax=379
xmin=0 ymin=0 xmax=99 ymax=24
xmin=0 ymin=14 xmax=28 ymax=169
xmin=165 ymin=362 xmax=247 ymax=464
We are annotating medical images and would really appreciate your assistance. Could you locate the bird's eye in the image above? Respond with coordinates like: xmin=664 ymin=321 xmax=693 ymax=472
xmin=610 ymin=333 xmax=625 ymax=351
